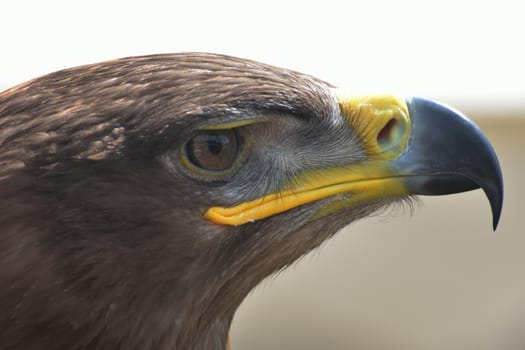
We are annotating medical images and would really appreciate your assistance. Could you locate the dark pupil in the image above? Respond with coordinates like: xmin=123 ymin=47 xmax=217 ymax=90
xmin=186 ymin=130 xmax=239 ymax=171
xmin=207 ymin=135 xmax=226 ymax=155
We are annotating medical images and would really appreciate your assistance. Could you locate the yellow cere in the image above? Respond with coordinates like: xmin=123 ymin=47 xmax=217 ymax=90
xmin=336 ymin=93 xmax=411 ymax=159
xmin=204 ymin=94 xmax=412 ymax=226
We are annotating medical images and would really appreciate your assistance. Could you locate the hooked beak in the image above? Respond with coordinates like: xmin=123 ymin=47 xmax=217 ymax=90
xmin=396 ymin=97 xmax=503 ymax=229
xmin=204 ymin=95 xmax=503 ymax=230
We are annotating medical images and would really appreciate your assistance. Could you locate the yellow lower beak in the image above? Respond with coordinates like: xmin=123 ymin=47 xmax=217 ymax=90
xmin=204 ymin=163 xmax=408 ymax=226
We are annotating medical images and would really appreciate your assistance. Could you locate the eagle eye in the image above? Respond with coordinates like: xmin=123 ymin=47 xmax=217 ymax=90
xmin=184 ymin=129 xmax=241 ymax=172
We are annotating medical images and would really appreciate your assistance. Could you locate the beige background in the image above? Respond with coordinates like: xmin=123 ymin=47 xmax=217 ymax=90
xmin=231 ymin=117 xmax=525 ymax=350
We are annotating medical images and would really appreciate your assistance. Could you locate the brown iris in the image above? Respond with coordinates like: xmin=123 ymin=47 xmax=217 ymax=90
xmin=185 ymin=129 xmax=240 ymax=171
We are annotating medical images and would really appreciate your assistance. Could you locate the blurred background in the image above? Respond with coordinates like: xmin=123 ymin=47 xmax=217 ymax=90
xmin=1 ymin=1 xmax=523 ymax=349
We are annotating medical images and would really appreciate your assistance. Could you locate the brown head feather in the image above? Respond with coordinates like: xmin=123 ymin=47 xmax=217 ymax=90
xmin=0 ymin=53 xmax=375 ymax=350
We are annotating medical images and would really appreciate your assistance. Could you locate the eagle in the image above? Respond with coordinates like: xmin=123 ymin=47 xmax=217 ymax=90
xmin=0 ymin=53 xmax=503 ymax=350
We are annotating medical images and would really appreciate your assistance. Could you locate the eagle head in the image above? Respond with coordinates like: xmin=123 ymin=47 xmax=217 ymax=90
xmin=0 ymin=53 xmax=503 ymax=350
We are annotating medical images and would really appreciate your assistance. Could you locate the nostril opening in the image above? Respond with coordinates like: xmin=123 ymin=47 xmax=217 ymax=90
xmin=377 ymin=118 xmax=398 ymax=147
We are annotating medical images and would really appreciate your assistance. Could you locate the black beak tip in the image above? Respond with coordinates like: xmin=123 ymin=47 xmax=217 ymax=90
xmin=486 ymin=172 xmax=504 ymax=231
xmin=404 ymin=97 xmax=504 ymax=231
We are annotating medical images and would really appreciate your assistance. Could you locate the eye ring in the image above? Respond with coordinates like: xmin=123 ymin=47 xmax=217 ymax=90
xmin=182 ymin=129 xmax=243 ymax=174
